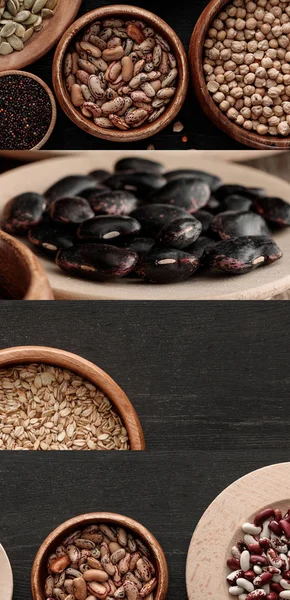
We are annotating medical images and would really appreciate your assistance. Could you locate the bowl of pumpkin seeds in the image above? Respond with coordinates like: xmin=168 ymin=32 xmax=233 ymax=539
xmin=0 ymin=0 xmax=83 ymax=70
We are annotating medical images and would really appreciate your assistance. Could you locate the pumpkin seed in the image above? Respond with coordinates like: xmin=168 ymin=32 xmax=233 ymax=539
xmin=14 ymin=10 xmax=31 ymax=22
xmin=9 ymin=32 xmax=23 ymax=49
xmin=32 ymin=0 xmax=47 ymax=14
xmin=0 ymin=40 xmax=13 ymax=53
xmin=1 ymin=20 xmax=16 ymax=36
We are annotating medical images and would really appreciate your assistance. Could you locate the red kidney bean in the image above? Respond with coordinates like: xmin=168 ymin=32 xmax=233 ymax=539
xmin=259 ymin=538 xmax=271 ymax=551
xmin=248 ymin=544 xmax=263 ymax=555
xmin=284 ymin=571 xmax=290 ymax=579
xmin=251 ymin=555 xmax=269 ymax=565
xmin=254 ymin=509 xmax=275 ymax=527
xmin=253 ymin=572 xmax=273 ymax=586
xmin=269 ymin=521 xmax=282 ymax=536
xmin=274 ymin=510 xmax=282 ymax=522
xmin=280 ymin=520 xmax=290 ymax=538
xmin=245 ymin=591 xmax=266 ymax=599
xmin=227 ymin=558 xmax=240 ymax=570
xmin=266 ymin=594 xmax=278 ymax=600
xmin=244 ymin=570 xmax=255 ymax=581
xmin=270 ymin=582 xmax=284 ymax=593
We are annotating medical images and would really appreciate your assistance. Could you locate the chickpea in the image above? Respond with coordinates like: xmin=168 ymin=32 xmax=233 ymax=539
xmin=236 ymin=114 xmax=245 ymax=125
xmin=243 ymin=120 xmax=253 ymax=129
xmin=227 ymin=106 xmax=239 ymax=119
xmin=219 ymin=100 xmax=230 ymax=111
xmin=235 ymin=18 xmax=246 ymax=30
xmin=257 ymin=123 xmax=269 ymax=133
xmin=278 ymin=120 xmax=290 ymax=134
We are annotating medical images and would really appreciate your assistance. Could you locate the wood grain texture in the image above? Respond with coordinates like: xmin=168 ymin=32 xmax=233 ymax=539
xmin=189 ymin=0 xmax=290 ymax=150
xmin=25 ymin=0 xmax=250 ymax=151
xmin=0 ymin=71 xmax=57 ymax=150
xmin=0 ymin=345 xmax=145 ymax=450
xmin=0 ymin=302 xmax=290 ymax=451
xmin=53 ymin=5 xmax=188 ymax=143
xmin=186 ymin=462 xmax=290 ymax=600
xmin=0 ymin=0 xmax=82 ymax=72
xmin=0 ymin=231 xmax=53 ymax=300
xmin=31 ymin=512 xmax=168 ymax=600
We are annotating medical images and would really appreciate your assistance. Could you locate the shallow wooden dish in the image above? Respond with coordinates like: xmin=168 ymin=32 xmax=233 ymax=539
xmin=1 ymin=150 xmax=290 ymax=300
xmin=31 ymin=512 xmax=168 ymax=600
xmin=0 ymin=0 xmax=82 ymax=72
xmin=0 ymin=230 xmax=53 ymax=299
xmin=189 ymin=0 xmax=290 ymax=150
xmin=52 ymin=5 xmax=188 ymax=143
xmin=0 ymin=345 xmax=145 ymax=450
xmin=0 ymin=71 xmax=57 ymax=150
xmin=186 ymin=462 xmax=290 ymax=600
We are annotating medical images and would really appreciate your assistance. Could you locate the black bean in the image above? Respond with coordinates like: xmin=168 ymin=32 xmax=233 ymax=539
xmin=136 ymin=248 xmax=200 ymax=284
xmin=49 ymin=197 xmax=95 ymax=225
xmin=164 ymin=169 xmax=221 ymax=191
xmin=28 ymin=222 xmax=75 ymax=255
xmin=214 ymin=184 xmax=265 ymax=202
xmin=105 ymin=172 xmax=167 ymax=197
xmin=79 ymin=185 xmax=110 ymax=200
xmin=2 ymin=192 xmax=47 ymax=233
xmin=126 ymin=237 xmax=155 ymax=257
xmin=206 ymin=196 xmax=221 ymax=214
xmin=211 ymin=211 xmax=271 ymax=240
xmin=45 ymin=175 xmax=97 ymax=203
xmin=114 ymin=157 xmax=164 ymax=174
xmin=130 ymin=204 xmax=189 ymax=237
xmin=89 ymin=190 xmax=139 ymax=216
xmin=89 ymin=169 xmax=111 ymax=183
xmin=77 ymin=216 xmax=141 ymax=243
xmin=194 ymin=210 xmax=213 ymax=234
xmin=187 ymin=236 xmax=217 ymax=263
xmin=149 ymin=178 xmax=211 ymax=213
xmin=254 ymin=196 xmax=290 ymax=226
xmin=222 ymin=195 xmax=253 ymax=212
xmin=157 ymin=216 xmax=202 ymax=249
xmin=56 ymin=244 xmax=138 ymax=281
xmin=204 ymin=236 xmax=282 ymax=274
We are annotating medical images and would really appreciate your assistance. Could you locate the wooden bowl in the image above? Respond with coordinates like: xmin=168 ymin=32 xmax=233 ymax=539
xmin=0 ymin=230 xmax=53 ymax=299
xmin=52 ymin=5 xmax=188 ymax=143
xmin=0 ymin=0 xmax=82 ymax=72
xmin=186 ymin=462 xmax=290 ymax=600
xmin=189 ymin=0 xmax=290 ymax=150
xmin=31 ymin=512 xmax=168 ymax=600
xmin=0 ymin=71 xmax=57 ymax=150
xmin=0 ymin=345 xmax=145 ymax=450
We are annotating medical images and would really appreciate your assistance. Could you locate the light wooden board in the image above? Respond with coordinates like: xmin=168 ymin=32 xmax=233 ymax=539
xmin=0 ymin=0 xmax=82 ymax=72
xmin=1 ymin=150 xmax=290 ymax=300
xmin=186 ymin=462 xmax=290 ymax=600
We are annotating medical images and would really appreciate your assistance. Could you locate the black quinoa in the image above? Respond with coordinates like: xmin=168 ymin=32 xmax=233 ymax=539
xmin=0 ymin=75 xmax=52 ymax=150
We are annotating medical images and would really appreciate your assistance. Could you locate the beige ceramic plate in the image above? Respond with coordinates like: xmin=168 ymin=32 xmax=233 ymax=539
xmin=186 ymin=462 xmax=290 ymax=600
xmin=0 ymin=0 xmax=82 ymax=72
xmin=0 ymin=150 xmax=290 ymax=300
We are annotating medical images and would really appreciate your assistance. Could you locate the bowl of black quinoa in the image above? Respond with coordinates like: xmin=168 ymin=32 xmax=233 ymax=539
xmin=0 ymin=71 xmax=57 ymax=150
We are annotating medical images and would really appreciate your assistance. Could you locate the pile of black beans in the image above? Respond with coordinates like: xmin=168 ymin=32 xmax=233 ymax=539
xmin=1 ymin=157 xmax=288 ymax=284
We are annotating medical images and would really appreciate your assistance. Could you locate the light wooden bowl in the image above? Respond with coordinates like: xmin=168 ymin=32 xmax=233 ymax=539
xmin=0 ymin=0 xmax=83 ymax=72
xmin=0 ymin=71 xmax=57 ymax=150
xmin=1 ymin=151 xmax=290 ymax=300
xmin=186 ymin=462 xmax=290 ymax=600
xmin=0 ymin=230 xmax=53 ymax=299
xmin=0 ymin=345 xmax=145 ymax=450
xmin=189 ymin=0 xmax=290 ymax=150
xmin=31 ymin=512 xmax=168 ymax=600
xmin=52 ymin=5 xmax=188 ymax=143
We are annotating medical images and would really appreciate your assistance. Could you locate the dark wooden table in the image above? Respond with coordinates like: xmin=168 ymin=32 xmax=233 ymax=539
xmin=1 ymin=302 xmax=290 ymax=598
xmin=26 ymin=0 xmax=249 ymax=151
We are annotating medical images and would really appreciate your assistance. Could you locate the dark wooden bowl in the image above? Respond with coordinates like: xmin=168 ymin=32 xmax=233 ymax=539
xmin=0 ymin=345 xmax=145 ymax=449
xmin=0 ymin=231 xmax=53 ymax=299
xmin=189 ymin=0 xmax=290 ymax=150
xmin=31 ymin=512 xmax=168 ymax=600
xmin=52 ymin=5 xmax=188 ymax=143
xmin=0 ymin=71 xmax=57 ymax=150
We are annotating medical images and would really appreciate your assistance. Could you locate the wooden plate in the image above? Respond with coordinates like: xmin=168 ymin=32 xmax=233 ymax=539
xmin=1 ymin=150 xmax=290 ymax=300
xmin=186 ymin=462 xmax=290 ymax=600
xmin=0 ymin=0 xmax=82 ymax=72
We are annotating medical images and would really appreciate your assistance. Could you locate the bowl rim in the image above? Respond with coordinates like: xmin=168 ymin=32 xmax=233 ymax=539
xmin=31 ymin=511 xmax=169 ymax=600
xmin=0 ymin=231 xmax=53 ymax=300
xmin=0 ymin=70 xmax=57 ymax=150
xmin=52 ymin=3 xmax=189 ymax=142
xmin=0 ymin=345 xmax=145 ymax=450
xmin=189 ymin=0 xmax=290 ymax=150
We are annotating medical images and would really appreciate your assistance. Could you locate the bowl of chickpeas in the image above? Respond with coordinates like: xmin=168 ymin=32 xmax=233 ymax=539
xmin=189 ymin=0 xmax=290 ymax=149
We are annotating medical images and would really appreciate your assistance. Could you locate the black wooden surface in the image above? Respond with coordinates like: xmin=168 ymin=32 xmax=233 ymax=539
xmin=27 ymin=0 xmax=248 ymax=151
xmin=0 ymin=301 xmax=290 ymax=451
